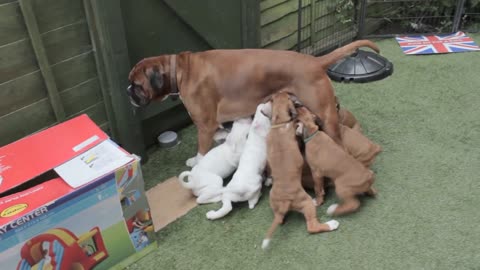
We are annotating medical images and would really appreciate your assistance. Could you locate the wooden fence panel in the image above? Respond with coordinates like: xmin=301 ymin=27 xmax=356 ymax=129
xmin=31 ymin=0 xmax=85 ymax=33
xmin=0 ymin=99 xmax=56 ymax=146
xmin=59 ymin=78 xmax=102 ymax=116
xmin=260 ymin=0 xmax=357 ymax=52
xmin=42 ymin=21 xmax=92 ymax=65
xmin=0 ymin=0 xmax=112 ymax=147
xmin=0 ymin=71 xmax=47 ymax=116
xmin=51 ymin=52 xmax=97 ymax=91
xmin=0 ymin=2 xmax=27 ymax=46
xmin=0 ymin=40 xmax=38 ymax=83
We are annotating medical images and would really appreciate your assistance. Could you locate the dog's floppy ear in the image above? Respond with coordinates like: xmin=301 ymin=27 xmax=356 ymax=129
xmin=149 ymin=67 xmax=164 ymax=93
xmin=293 ymin=100 xmax=303 ymax=108
xmin=288 ymin=101 xmax=297 ymax=119
xmin=263 ymin=95 xmax=274 ymax=105
xmin=288 ymin=94 xmax=303 ymax=108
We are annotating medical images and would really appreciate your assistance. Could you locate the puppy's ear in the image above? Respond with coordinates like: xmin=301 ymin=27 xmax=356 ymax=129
xmin=295 ymin=122 xmax=304 ymax=136
xmin=149 ymin=67 xmax=164 ymax=92
xmin=288 ymin=101 xmax=297 ymax=119
xmin=314 ymin=117 xmax=324 ymax=129
xmin=260 ymin=101 xmax=272 ymax=119
xmin=293 ymin=100 xmax=303 ymax=108
xmin=335 ymin=96 xmax=340 ymax=111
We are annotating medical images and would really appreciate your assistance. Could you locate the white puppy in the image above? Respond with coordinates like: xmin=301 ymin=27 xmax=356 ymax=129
xmin=206 ymin=102 xmax=272 ymax=219
xmin=179 ymin=117 xmax=252 ymax=204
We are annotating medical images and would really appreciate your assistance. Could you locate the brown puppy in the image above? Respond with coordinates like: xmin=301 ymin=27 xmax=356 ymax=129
xmin=127 ymin=40 xmax=380 ymax=167
xmin=339 ymin=108 xmax=362 ymax=132
xmin=300 ymin=126 xmax=381 ymax=201
xmin=340 ymin=125 xmax=382 ymax=167
xmin=334 ymin=96 xmax=361 ymax=132
xmin=300 ymin=164 xmax=333 ymax=206
xmin=262 ymin=92 xmax=338 ymax=250
xmin=296 ymin=106 xmax=377 ymax=216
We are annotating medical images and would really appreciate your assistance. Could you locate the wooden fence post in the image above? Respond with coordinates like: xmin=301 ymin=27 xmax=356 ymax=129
xmin=87 ymin=0 xmax=147 ymax=160
xmin=18 ymin=0 xmax=66 ymax=122
xmin=241 ymin=0 xmax=260 ymax=48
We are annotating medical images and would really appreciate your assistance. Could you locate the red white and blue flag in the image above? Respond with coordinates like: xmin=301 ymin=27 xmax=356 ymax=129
xmin=395 ymin=31 xmax=480 ymax=55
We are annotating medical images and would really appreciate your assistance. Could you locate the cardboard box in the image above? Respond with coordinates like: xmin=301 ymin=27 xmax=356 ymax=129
xmin=0 ymin=115 xmax=156 ymax=270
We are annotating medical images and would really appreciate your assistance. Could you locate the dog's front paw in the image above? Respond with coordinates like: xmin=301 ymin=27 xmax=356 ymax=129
xmin=206 ymin=210 xmax=218 ymax=220
xmin=326 ymin=204 xmax=338 ymax=216
xmin=186 ymin=157 xmax=197 ymax=167
xmin=186 ymin=153 xmax=203 ymax=167
xmin=325 ymin=220 xmax=339 ymax=231
xmin=248 ymin=198 xmax=260 ymax=209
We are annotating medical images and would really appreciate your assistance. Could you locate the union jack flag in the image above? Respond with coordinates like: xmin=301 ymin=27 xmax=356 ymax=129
xmin=395 ymin=31 xmax=480 ymax=55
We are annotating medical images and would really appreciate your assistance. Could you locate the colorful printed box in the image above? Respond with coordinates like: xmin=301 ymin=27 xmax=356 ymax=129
xmin=0 ymin=115 xmax=156 ymax=270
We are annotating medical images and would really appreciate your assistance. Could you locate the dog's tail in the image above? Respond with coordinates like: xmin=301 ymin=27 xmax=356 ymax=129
xmin=261 ymin=215 xmax=283 ymax=250
xmin=316 ymin=40 xmax=380 ymax=69
xmin=206 ymin=196 xmax=233 ymax=220
xmin=178 ymin=171 xmax=193 ymax=189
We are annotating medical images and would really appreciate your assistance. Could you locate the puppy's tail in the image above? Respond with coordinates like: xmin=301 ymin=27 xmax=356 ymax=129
xmin=178 ymin=171 xmax=193 ymax=189
xmin=261 ymin=215 xmax=283 ymax=250
xmin=317 ymin=40 xmax=380 ymax=69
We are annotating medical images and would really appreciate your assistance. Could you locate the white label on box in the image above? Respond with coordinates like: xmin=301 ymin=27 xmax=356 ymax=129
xmin=55 ymin=140 xmax=134 ymax=188
xmin=72 ymin=135 xmax=99 ymax=152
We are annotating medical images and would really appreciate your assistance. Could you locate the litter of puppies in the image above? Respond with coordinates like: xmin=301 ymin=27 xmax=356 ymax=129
xmin=178 ymin=91 xmax=382 ymax=250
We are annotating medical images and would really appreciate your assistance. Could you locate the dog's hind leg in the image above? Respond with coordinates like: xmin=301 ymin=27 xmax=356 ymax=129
xmin=326 ymin=195 xmax=360 ymax=216
xmin=311 ymin=172 xmax=325 ymax=206
xmin=196 ymin=188 xmax=223 ymax=204
xmin=262 ymin=213 xmax=284 ymax=250
xmin=197 ymin=193 xmax=222 ymax=204
xmin=206 ymin=197 xmax=233 ymax=220
xmin=248 ymin=190 xmax=261 ymax=209
xmin=262 ymin=200 xmax=290 ymax=250
xmin=365 ymin=186 xmax=378 ymax=196
xmin=300 ymin=198 xmax=339 ymax=233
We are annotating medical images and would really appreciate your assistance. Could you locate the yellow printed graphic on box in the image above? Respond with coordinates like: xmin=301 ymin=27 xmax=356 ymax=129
xmin=1 ymin=203 xmax=28 ymax=218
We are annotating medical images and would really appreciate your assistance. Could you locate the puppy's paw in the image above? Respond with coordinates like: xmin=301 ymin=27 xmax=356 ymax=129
xmin=313 ymin=197 xmax=324 ymax=206
xmin=326 ymin=204 xmax=338 ymax=216
xmin=186 ymin=157 xmax=197 ymax=167
xmin=186 ymin=153 xmax=203 ymax=167
xmin=264 ymin=177 xmax=272 ymax=187
xmin=261 ymin=239 xmax=271 ymax=250
xmin=325 ymin=220 xmax=340 ymax=231
xmin=213 ymin=130 xmax=229 ymax=143
xmin=206 ymin=210 xmax=218 ymax=220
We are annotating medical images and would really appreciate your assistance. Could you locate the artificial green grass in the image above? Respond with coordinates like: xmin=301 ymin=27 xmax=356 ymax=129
xmin=131 ymin=34 xmax=480 ymax=269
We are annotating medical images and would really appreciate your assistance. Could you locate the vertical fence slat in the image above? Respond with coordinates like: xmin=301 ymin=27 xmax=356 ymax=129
xmin=18 ymin=0 xmax=66 ymax=121
xmin=453 ymin=0 xmax=467 ymax=32
xmin=241 ymin=0 xmax=260 ymax=48
xmin=87 ymin=0 xmax=147 ymax=160
xmin=82 ymin=0 xmax=118 ymax=139
xmin=310 ymin=0 xmax=315 ymax=48
xmin=297 ymin=0 xmax=302 ymax=51
xmin=357 ymin=0 xmax=368 ymax=38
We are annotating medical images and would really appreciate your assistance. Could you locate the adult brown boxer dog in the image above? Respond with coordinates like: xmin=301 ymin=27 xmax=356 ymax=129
xmin=127 ymin=40 xmax=379 ymax=167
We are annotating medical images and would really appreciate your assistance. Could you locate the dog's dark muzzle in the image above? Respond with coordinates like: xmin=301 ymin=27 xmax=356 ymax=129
xmin=127 ymin=84 xmax=149 ymax=108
